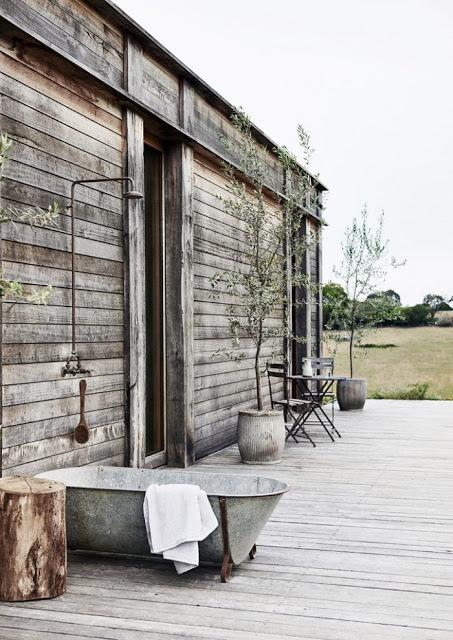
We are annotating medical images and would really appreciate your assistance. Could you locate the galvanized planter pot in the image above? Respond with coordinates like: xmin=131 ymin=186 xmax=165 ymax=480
xmin=337 ymin=378 xmax=367 ymax=411
xmin=237 ymin=410 xmax=286 ymax=464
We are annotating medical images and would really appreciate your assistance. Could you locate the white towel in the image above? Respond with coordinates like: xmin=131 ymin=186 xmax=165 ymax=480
xmin=143 ymin=484 xmax=218 ymax=574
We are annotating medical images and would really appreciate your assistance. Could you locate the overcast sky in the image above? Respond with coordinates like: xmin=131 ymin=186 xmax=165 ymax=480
xmin=115 ymin=0 xmax=452 ymax=305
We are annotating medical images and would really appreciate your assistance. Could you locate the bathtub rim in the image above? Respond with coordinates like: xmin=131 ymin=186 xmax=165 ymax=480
xmin=37 ymin=465 xmax=290 ymax=499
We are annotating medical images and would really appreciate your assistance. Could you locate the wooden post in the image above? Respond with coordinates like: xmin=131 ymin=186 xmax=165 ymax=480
xmin=283 ymin=168 xmax=293 ymax=372
xmin=164 ymin=142 xmax=195 ymax=467
xmin=304 ymin=216 xmax=313 ymax=358
xmin=0 ymin=145 xmax=2 ymax=478
xmin=0 ymin=476 xmax=66 ymax=601
xmin=124 ymin=35 xmax=146 ymax=468
xmin=179 ymin=77 xmax=195 ymax=135
xmin=317 ymin=212 xmax=323 ymax=358
xmin=125 ymin=109 xmax=146 ymax=468
xmin=293 ymin=216 xmax=310 ymax=368
xmin=124 ymin=35 xmax=143 ymax=98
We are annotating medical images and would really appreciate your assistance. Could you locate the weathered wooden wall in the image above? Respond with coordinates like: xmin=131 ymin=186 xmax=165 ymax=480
xmin=0 ymin=0 xmax=124 ymax=87
xmin=0 ymin=0 xmax=325 ymax=471
xmin=192 ymin=154 xmax=285 ymax=458
xmin=0 ymin=21 xmax=126 ymax=475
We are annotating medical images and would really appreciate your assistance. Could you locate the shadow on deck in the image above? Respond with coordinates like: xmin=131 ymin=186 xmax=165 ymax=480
xmin=1 ymin=400 xmax=453 ymax=639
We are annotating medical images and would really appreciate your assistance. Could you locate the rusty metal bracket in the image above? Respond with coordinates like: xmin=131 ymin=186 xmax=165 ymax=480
xmin=218 ymin=496 xmax=233 ymax=582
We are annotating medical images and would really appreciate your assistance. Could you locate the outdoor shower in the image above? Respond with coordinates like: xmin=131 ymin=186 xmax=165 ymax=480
xmin=62 ymin=177 xmax=143 ymax=377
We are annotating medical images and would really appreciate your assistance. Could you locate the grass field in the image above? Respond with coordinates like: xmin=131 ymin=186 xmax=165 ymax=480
xmin=330 ymin=326 xmax=453 ymax=400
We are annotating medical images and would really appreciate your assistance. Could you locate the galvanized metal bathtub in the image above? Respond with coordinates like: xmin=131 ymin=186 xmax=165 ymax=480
xmin=37 ymin=466 xmax=288 ymax=581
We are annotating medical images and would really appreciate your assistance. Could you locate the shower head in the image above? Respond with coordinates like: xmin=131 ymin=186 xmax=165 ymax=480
xmin=123 ymin=189 xmax=144 ymax=200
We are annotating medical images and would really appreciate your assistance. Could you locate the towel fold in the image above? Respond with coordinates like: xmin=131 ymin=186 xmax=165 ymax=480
xmin=143 ymin=484 xmax=218 ymax=574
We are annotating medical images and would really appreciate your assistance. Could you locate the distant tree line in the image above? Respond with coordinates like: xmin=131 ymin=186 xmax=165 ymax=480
xmin=323 ymin=285 xmax=453 ymax=329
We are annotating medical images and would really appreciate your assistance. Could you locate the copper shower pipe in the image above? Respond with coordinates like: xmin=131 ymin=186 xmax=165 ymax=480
xmin=62 ymin=177 xmax=143 ymax=377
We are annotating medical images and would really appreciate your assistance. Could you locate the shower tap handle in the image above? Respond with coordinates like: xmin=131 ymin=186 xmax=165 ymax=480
xmin=62 ymin=351 xmax=91 ymax=377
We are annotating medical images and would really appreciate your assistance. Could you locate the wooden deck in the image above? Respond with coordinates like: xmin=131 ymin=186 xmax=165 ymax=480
xmin=1 ymin=399 xmax=453 ymax=639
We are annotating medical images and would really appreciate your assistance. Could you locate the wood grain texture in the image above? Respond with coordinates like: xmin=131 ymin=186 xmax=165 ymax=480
xmin=2 ymin=342 xmax=124 ymax=365
xmin=2 ymin=404 xmax=124 ymax=448
xmin=2 ymin=421 xmax=125 ymax=469
xmin=164 ymin=143 xmax=195 ymax=468
xmin=0 ymin=476 xmax=66 ymax=601
xmin=192 ymin=155 xmax=285 ymax=454
xmin=124 ymin=33 xmax=142 ymax=98
xmin=179 ymin=77 xmax=194 ymax=134
xmin=0 ymin=34 xmax=122 ymax=123
xmin=20 ymin=0 xmax=123 ymax=72
xmin=0 ymin=100 xmax=3 ymax=478
xmin=142 ymin=52 xmax=179 ymax=123
xmin=124 ymin=56 xmax=146 ymax=468
xmin=2 ymin=438 xmax=125 ymax=475
xmin=0 ymin=0 xmax=123 ymax=87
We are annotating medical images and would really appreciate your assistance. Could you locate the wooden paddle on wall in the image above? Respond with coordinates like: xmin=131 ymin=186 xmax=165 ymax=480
xmin=74 ymin=379 xmax=89 ymax=444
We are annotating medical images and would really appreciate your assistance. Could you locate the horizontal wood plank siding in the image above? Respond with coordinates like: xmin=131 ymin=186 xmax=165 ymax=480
xmin=1 ymin=0 xmax=123 ymax=88
xmin=142 ymin=52 xmax=179 ymax=124
xmin=1 ymin=33 xmax=126 ymax=474
xmin=193 ymin=95 xmax=284 ymax=194
xmin=192 ymin=154 xmax=284 ymax=458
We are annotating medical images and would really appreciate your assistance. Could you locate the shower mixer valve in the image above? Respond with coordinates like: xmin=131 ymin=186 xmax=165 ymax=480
xmin=62 ymin=351 xmax=91 ymax=377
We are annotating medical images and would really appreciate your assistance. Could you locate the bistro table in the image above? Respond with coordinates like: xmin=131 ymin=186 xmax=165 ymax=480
xmin=287 ymin=374 xmax=347 ymax=441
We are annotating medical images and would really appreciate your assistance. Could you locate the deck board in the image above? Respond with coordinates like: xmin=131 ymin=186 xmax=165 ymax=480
xmin=1 ymin=399 xmax=453 ymax=638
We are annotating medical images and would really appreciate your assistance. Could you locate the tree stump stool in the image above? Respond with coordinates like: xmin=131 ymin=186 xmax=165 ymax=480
xmin=0 ymin=476 xmax=66 ymax=601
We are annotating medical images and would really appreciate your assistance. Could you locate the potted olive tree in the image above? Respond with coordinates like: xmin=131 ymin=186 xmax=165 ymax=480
xmin=328 ymin=207 xmax=403 ymax=410
xmin=210 ymin=111 xmax=318 ymax=463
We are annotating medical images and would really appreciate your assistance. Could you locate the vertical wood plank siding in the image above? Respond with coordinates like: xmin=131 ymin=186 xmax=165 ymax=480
xmin=125 ymin=110 xmax=146 ymax=468
xmin=164 ymin=144 xmax=195 ymax=467
xmin=0 ymin=21 xmax=126 ymax=474
xmin=192 ymin=155 xmax=284 ymax=458
xmin=309 ymin=218 xmax=322 ymax=357
xmin=124 ymin=35 xmax=146 ymax=468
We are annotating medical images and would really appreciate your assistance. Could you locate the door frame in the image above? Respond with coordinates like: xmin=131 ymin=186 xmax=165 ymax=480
xmin=125 ymin=111 xmax=195 ymax=468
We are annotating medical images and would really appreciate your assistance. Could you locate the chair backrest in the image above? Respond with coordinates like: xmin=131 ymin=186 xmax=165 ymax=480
xmin=310 ymin=357 xmax=334 ymax=375
xmin=266 ymin=362 xmax=289 ymax=407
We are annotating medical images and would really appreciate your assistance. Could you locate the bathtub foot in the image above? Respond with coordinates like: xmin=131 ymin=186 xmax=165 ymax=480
xmin=219 ymin=496 xmax=233 ymax=582
xmin=220 ymin=553 xmax=233 ymax=582
xmin=249 ymin=544 xmax=257 ymax=560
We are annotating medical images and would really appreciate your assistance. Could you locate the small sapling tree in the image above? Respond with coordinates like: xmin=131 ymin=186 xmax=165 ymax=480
xmin=209 ymin=110 xmax=319 ymax=410
xmin=329 ymin=207 xmax=404 ymax=377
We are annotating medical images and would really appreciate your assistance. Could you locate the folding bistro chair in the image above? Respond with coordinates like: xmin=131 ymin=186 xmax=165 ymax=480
xmin=296 ymin=357 xmax=341 ymax=440
xmin=311 ymin=357 xmax=335 ymax=423
xmin=266 ymin=362 xmax=316 ymax=447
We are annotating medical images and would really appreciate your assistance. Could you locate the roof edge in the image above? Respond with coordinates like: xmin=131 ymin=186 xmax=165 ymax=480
xmin=86 ymin=0 xmax=327 ymax=191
